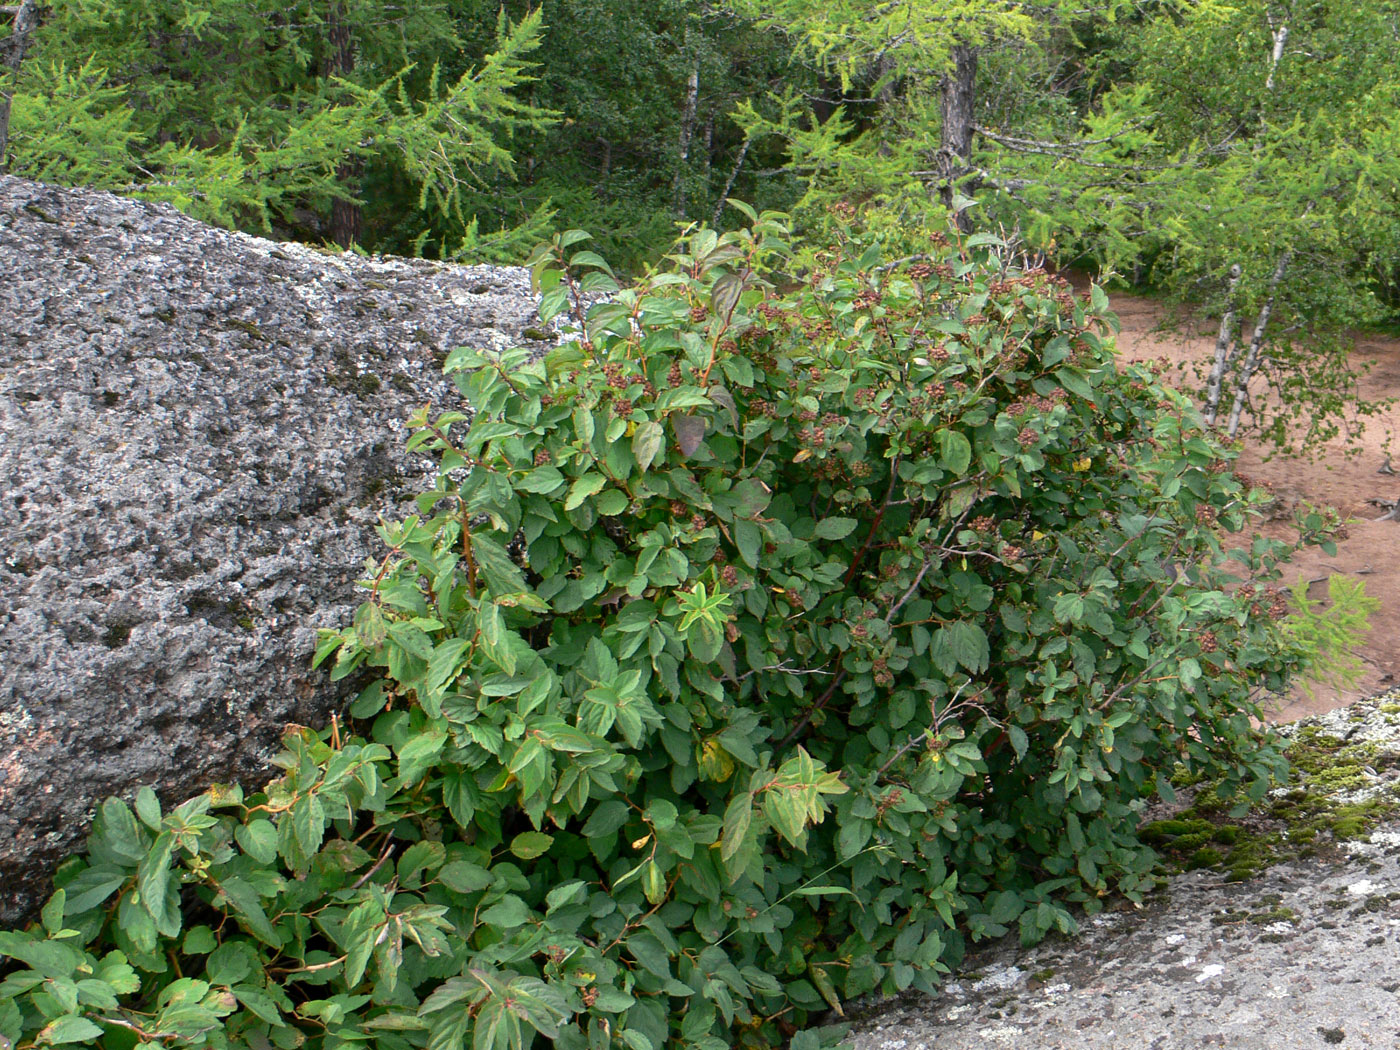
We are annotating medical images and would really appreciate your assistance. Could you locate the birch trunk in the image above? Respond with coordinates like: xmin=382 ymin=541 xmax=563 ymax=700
xmin=671 ymin=63 xmax=700 ymax=218
xmin=936 ymin=43 xmax=978 ymax=232
xmin=712 ymin=138 xmax=750 ymax=227
xmin=1203 ymin=263 xmax=1244 ymax=426
xmin=0 ymin=0 xmax=40 ymax=170
xmin=1226 ymin=251 xmax=1292 ymax=437
xmin=1265 ymin=24 xmax=1289 ymax=91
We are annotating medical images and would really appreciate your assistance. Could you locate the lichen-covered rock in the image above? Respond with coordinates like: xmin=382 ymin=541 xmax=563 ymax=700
xmin=0 ymin=176 xmax=555 ymax=924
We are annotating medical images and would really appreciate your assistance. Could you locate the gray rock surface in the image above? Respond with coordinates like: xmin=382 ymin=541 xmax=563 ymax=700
xmin=852 ymin=847 xmax=1400 ymax=1049
xmin=0 ymin=176 xmax=554 ymax=924
xmin=850 ymin=696 xmax=1400 ymax=1049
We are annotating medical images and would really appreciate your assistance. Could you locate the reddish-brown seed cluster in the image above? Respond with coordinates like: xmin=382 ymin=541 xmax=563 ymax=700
xmin=1007 ymin=392 xmax=1062 ymax=417
xmin=909 ymin=262 xmax=935 ymax=280
xmin=854 ymin=289 xmax=880 ymax=309
xmin=1194 ymin=504 xmax=1217 ymax=525
xmin=614 ymin=398 xmax=633 ymax=416
xmin=929 ymin=344 xmax=950 ymax=361
xmin=1002 ymin=544 xmax=1024 ymax=562
xmin=930 ymin=382 xmax=947 ymax=399
xmin=534 ymin=448 xmax=551 ymax=466
xmin=851 ymin=459 xmax=873 ymax=477
xmin=601 ymin=361 xmax=628 ymax=389
xmin=1246 ymin=586 xmax=1290 ymax=621
xmin=721 ymin=565 xmax=738 ymax=586
xmin=670 ymin=501 xmax=687 ymax=517
xmin=690 ymin=514 xmax=707 ymax=531
xmin=829 ymin=200 xmax=857 ymax=220
xmin=582 ymin=988 xmax=598 ymax=1008
xmin=796 ymin=408 xmax=818 ymax=422
xmin=970 ymin=515 xmax=995 ymax=532
xmin=751 ymin=398 xmax=775 ymax=417
xmin=875 ymin=788 xmax=905 ymax=816
xmin=1017 ymin=427 xmax=1038 ymax=448
xmin=1199 ymin=630 xmax=1218 ymax=653
xmin=690 ymin=304 xmax=708 ymax=323
xmin=667 ymin=361 xmax=683 ymax=387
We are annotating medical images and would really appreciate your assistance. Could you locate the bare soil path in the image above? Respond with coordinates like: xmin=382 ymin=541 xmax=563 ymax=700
xmin=1104 ymin=287 xmax=1400 ymax=721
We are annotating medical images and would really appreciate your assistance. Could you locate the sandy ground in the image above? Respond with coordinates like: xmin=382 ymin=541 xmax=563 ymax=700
xmin=1100 ymin=287 xmax=1400 ymax=722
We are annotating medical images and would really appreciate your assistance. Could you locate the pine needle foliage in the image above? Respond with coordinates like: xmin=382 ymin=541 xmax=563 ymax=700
xmin=0 ymin=212 xmax=1338 ymax=1050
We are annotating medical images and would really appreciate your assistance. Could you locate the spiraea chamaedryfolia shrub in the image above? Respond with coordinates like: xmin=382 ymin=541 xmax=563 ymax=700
xmin=0 ymin=208 xmax=1329 ymax=1050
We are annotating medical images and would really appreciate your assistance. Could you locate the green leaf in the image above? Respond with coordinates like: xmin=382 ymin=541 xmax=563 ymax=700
xmin=595 ymin=489 xmax=628 ymax=516
xmin=517 ymin=465 xmax=566 ymax=494
xmin=480 ymin=895 xmax=531 ymax=929
xmin=134 ymin=786 xmax=163 ymax=831
xmin=216 ymin=877 xmax=281 ymax=948
xmin=397 ymin=725 xmax=449 ymax=785
xmin=734 ymin=520 xmax=761 ymax=569
xmin=720 ymin=794 xmax=752 ymax=861
xmin=36 ymin=1016 xmax=104 ymax=1044
xmin=509 ymin=831 xmax=554 ymax=860
xmin=439 ymin=861 xmax=493 ymax=894
xmin=235 ymin=819 xmax=278 ymax=865
xmin=632 ymin=421 xmax=665 ymax=473
xmin=564 ymin=473 xmax=607 ymax=511
xmin=939 ymin=430 xmax=973 ymax=474
xmin=813 ymin=517 xmax=857 ymax=540
xmin=136 ymin=831 xmax=175 ymax=929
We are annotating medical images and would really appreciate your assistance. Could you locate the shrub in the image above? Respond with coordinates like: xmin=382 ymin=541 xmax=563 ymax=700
xmin=0 ymin=210 xmax=1329 ymax=1050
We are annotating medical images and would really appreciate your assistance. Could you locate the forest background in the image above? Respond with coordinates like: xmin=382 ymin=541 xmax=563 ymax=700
xmin=6 ymin=0 xmax=1400 ymax=448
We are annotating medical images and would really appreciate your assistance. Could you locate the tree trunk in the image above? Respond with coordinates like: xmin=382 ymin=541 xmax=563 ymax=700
xmin=937 ymin=43 xmax=978 ymax=231
xmin=1203 ymin=263 xmax=1244 ymax=426
xmin=324 ymin=1 xmax=361 ymax=248
xmin=1227 ymin=251 xmax=1292 ymax=437
xmin=1265 ymin=23 xmax=1289 ymax=91
xmin=712 ymin=137 xmax=751 ymax=227
xmin=672 ymin=62 xmax=700 ymax=218
xmin=0 ymin=0 xmax=40 ymax=171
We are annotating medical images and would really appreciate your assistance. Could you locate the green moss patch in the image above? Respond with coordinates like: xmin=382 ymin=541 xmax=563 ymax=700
xmin=1142 ymin=715 xmax=1400 ymax=881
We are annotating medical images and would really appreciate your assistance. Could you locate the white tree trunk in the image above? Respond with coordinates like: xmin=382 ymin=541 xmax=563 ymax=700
xmin=671 ymin=63 xmax=700 ymax=217
xmin=1265 ymin=23 xmax=1289 ymax=91
xmin=712 ymin=138 xmax=750 ymax=227
xmin=0 ymin=0 xmax=40 ymax=170
xmin=1227 ymin=251 xmax=1292 ymax=437
xmin=1203 ymin=263 xmax=1243 ymax=426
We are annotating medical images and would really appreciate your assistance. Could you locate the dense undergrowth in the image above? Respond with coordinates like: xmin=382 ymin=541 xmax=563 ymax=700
xmin=0 ymin=211 xmax=1339 ymax=1050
